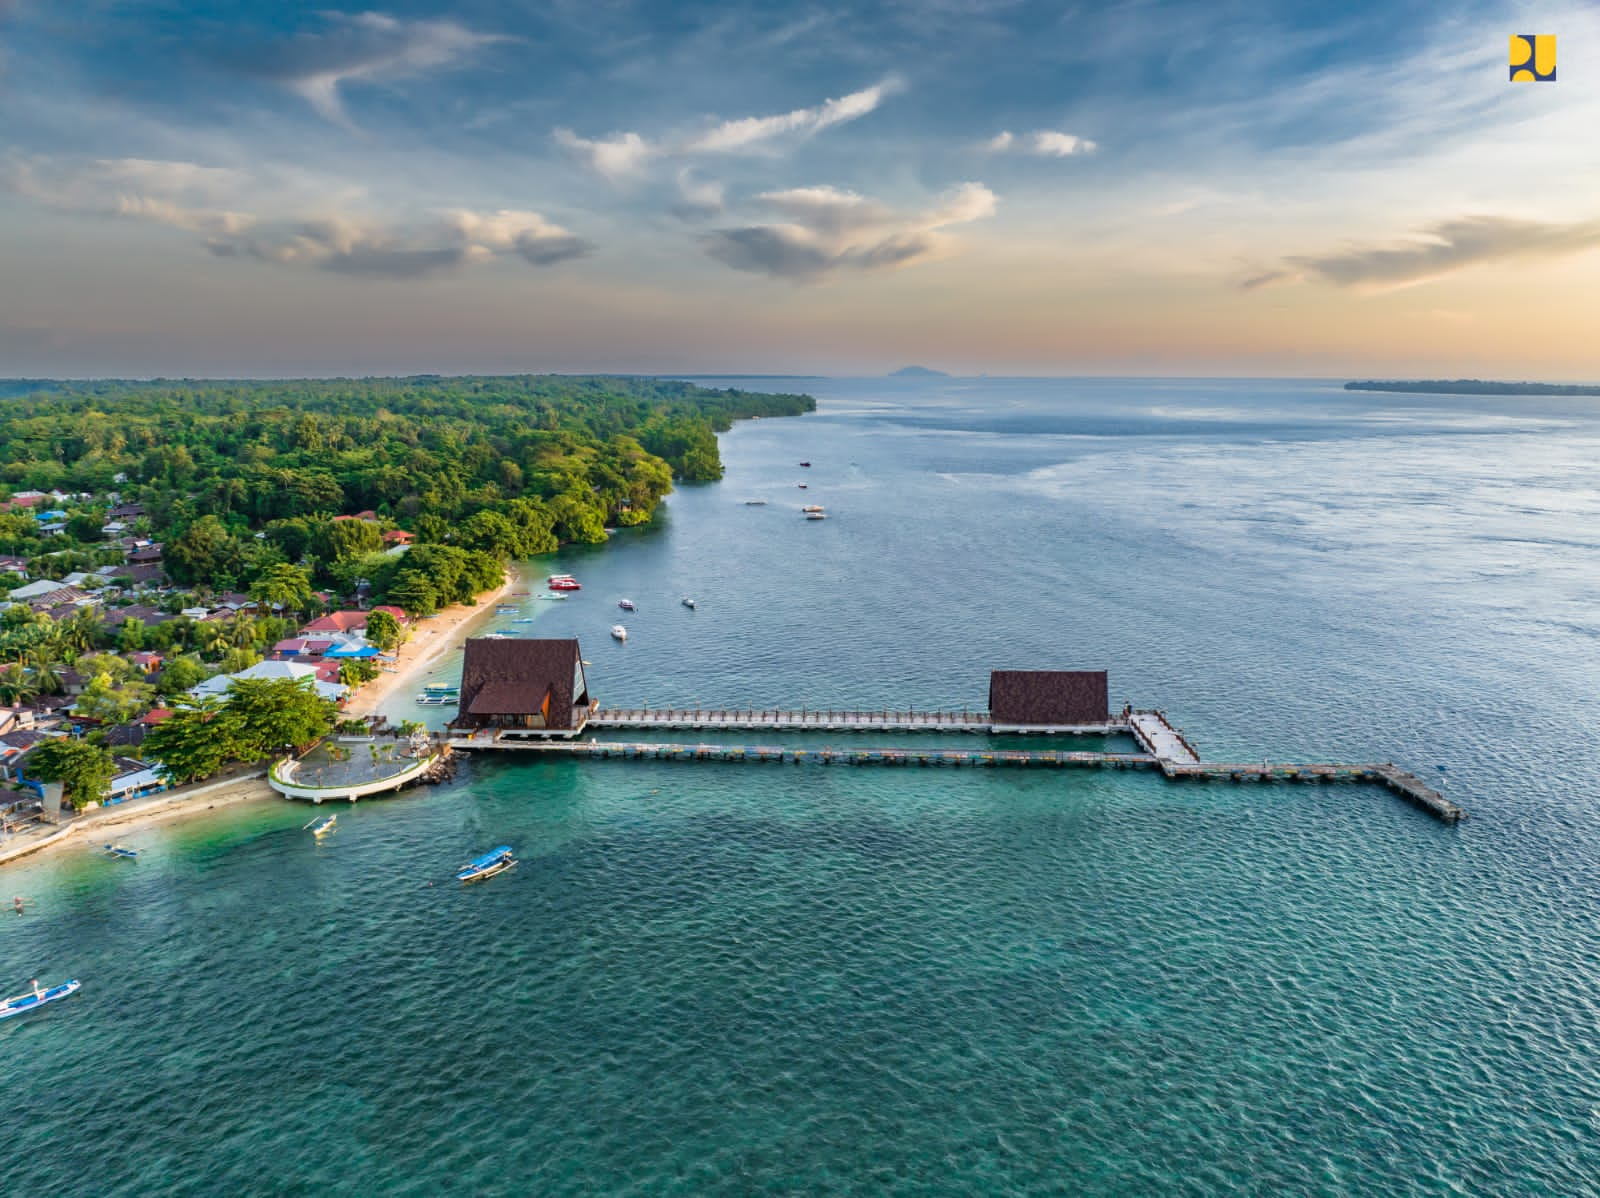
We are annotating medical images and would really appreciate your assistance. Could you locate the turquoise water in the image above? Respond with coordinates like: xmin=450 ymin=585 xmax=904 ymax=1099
xmin=6 ymin=378 xmax=1600 ymax=1195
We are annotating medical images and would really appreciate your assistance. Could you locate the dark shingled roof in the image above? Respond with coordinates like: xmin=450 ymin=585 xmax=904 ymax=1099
xmin=989 ymin=670 xmax=1108 ymax=725
xmin=454 ymin=638 xmax=588 ymax=731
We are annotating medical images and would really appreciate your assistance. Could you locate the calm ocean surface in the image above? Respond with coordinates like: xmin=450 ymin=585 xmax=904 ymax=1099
xmin=5 ymin=377 xmax=1600 ymax=1196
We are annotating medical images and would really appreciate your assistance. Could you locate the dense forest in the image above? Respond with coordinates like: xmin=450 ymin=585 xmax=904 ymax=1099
xmin=0 ymin=375 xmax=813 ymax=607
xmin=1344 ymin=379 xmax=1600 ymax=396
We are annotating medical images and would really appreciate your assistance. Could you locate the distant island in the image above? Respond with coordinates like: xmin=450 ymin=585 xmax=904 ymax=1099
xmin=889 ymin=365 xmax=949 ymax=378
xmin=1346 ymin=379 xmax=1600 ymax=396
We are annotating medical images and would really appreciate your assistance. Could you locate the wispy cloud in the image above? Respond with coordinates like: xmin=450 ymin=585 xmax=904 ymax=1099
xmin=1250 ymin=214 xmax=1600 ymax=293
xmin=557 ymin=79 xmax=900 ymax=183
xmin=703 ymin=181 xmax=996 ymax=282
xmin=223 ymin=11 xmax=505 ymax=127
xmin=672 ymin=169 xmax=725 ymax=222
xmin=5 ymin=156 xmax=256 ymax=236
xmin=985 ymin=129 xmax=1096 ymax=156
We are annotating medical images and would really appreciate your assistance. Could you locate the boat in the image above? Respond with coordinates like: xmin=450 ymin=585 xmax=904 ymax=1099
xmin=618 ymin=599 xmax=636 ymax=611
xmin=1 ymin=979 xmax=81 ymax=1021
xmin=423 ymin=683 xmax=459 ymax=694
xmin=797 ymin=483 xmax=807 ymax=489
xmin=495 ymin=605 xmax=519 ymax=614
xmin=458 ymin=845 xmax=515 ymax=883
xmin=802 ymin=505 xmax=824 ymax=513
xmin=512 ymin=618 xmax=535 ymax=623
xmin=799 ymin=461 xmax=811 ymax=467
xmin=483 ymin=632 xmax=510 ymax=639
xmin=101 ymin=844 xmax=139 ymax=859
xmin=305 ymin=814 xmax=337 ymax=837
xmin=536 ymin=593 xmax=568 ymax=601
xmin=682 ymin=597 xmax=696 ymax=610
xmin=611 ymin=625 xmax=627 ymax=641
xmin=510 ymin=591 xmax=530 ymax=596
xmin=548 ymin=579 xmax=581 ymax=591
xmin=743 ymin=500 xmax=767 ymax=506
xmin=416 ymin=694 xmax=458 ymax=705
xmin=806 ymin=512 xmax=827 ymax=520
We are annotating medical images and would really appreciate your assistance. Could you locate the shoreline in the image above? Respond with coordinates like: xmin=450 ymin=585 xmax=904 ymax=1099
xmin=340 ymin=570 xmax=516 ymax=724
xmin=3 ymin=573 xmax=516 ymax=870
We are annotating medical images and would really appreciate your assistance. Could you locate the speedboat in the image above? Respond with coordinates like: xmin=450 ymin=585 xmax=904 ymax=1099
xmin=682 ymin=597 xmax=696 ymax=610
xmin=305 ymin=814 xmax=337 ymax=837
xmin=797 ymin=483 xmax=807 ymax=489
xmin=611 ymin=625 xmax=627 ymax=641
xmin=548 ymin=574 xmax=581 ymax=591
xmin=802 ymin=505 xmax=824 ymax=513
xmin=101 ymin=844 xmax=139 ymax=859
xmin=806 ymin=512 xmax=827 ymax=520
xmin=458 ymin=846 xmax=515 ymax=883
xmin=1 ymin=979 xmax=81 ymax=1020
xmin=618 ymin=599 xmax=636 ymax=611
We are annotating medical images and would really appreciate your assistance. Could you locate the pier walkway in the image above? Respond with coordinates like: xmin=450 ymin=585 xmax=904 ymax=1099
xmin=589 ymin=707 xmax=1119 ymax=735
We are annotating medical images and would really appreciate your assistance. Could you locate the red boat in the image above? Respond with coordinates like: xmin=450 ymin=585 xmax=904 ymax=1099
xmin=548 ymin=574 xmax=582 ymax=591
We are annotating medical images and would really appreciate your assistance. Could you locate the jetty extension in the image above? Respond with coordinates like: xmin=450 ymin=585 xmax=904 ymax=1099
xmin=440 ymin=649 xmax=1465 ymax=824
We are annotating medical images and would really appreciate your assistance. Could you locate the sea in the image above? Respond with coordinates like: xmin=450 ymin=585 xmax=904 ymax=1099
xmin=4 ymin=377 xmax=1599 ymax=1196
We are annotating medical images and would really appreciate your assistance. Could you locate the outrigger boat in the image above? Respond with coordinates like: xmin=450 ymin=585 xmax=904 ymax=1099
xmin=101 ymin=844 xmax=139 ymax=859
xmin=1 ymin=979 xmax=81 ymax=1021
xmin=305 ymin=814 xmax=337 ymax=837
xmin=416 ymin=694 xmax=458 ymax=705
xmin=423 ymin=683 xmax=459 ymax=694
xmin=458 ymin=845 xmax=515 ymax=883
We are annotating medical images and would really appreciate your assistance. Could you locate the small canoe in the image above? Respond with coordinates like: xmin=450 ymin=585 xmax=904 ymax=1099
xmin=458 ymin=845 xmax=515 ymax=883
xmin=1 ymin=979 xmax=81 ymax=1021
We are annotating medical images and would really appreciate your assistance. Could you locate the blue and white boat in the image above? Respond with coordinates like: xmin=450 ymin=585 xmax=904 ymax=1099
xmin=457 ymin=845 xmax=515 ymax=883
xmin=101 ymin=844 xmax=139 ymax=859
xmin=1 ymin=979 xmax=81 ymax=1020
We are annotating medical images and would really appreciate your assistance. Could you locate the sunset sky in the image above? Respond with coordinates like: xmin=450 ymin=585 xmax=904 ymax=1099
xmin=1 ymin=1 xmax=1597 ymax=378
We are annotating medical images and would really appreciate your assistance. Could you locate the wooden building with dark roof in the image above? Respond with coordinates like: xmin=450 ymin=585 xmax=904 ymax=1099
xmin=451 ymin=638 xmax=593 ymax=737
xmin=988 ymin=670 xmax=1109 ymax=727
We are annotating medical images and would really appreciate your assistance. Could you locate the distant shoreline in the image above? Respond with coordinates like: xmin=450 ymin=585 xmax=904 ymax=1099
xmin=1346 ymin=379 xmax=1600 ymax=396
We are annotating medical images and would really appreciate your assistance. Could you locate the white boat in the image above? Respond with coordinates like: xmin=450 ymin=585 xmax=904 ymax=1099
xmin=416 ymin=694 xmax=458 ymax=705
xmin=611 ymin=625 xmax=627 ymax=641
xmin=423 ymin=683 xmax=459 ymax=694
xmin=101 ymin=844 xmax=139 ymax=859
xmin=512 ymin=618 xmax=535 ymax=623
xmin=618 ymin=599 xmax=636 ymax=611
xmin=682 ymin=597 xmax=696 ymax=610
xmin=802 ymin=505 xmax=824 ymax=512
xmin=305 ymin=814 xmax=337 ymax=837
xmin=536 ymin=593 xmax=568 ymax=601
xmin=806 ymin=512 xmax=827 ymax=520
xmin=495 ymin=606 xmax=519 ymax=614
xmin=1 ymin=979 xmax=81 ymax=1021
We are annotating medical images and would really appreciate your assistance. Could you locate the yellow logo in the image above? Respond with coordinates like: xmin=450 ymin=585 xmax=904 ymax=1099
xmin=1510 ymin=34 xmax=1555 ymax=81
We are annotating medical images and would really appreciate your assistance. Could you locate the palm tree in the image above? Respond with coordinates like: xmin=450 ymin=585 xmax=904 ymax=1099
xmin=0 ymin=663 xmax=38 ymax=706
xmin=228 ymin=613 xmax=257 ymax=650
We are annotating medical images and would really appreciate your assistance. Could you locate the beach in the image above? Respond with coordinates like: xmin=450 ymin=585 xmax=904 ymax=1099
xmin=340 ymin=572 xmax=515 ymax=723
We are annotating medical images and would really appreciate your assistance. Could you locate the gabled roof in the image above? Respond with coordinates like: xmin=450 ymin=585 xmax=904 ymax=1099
xmin=455 ymin=638 xmax=586 ymax=729
xmin=301 ymin=611 xmax=366 ymax=633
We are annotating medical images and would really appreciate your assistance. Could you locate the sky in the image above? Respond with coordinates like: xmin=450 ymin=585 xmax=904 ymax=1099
xmin=1 ymin=0 xmax=1597 ymax=378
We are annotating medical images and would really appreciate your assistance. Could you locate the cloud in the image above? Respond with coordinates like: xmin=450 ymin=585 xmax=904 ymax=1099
xmin=557 ymin=79 xmax=900 ymax=183
xmin=672 ymin=170 xmax=725 ymax=222
xmin=1254 ymin=215 xmax=1600 ymax=293
xmin=703 ymin=181 xmax=996 ymax=282
xmin=212 ymin=209 xmax=592 ymax=277
xmin=225 ymin=11 xmax=505 ymax=127
xmin=682 ymin=79 xmax=900 ymax=153
xmin=983 ymin=129 xmax=1096 ymax=157
xmin=553 ymin=129 xmax=655 ymax=183
xmin=5 ymin=156 xmax=257 ymax=236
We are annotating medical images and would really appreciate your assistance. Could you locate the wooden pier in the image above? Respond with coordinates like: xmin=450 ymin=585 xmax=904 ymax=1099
xmin=589 ymin=707 xmax=1119 ymax=735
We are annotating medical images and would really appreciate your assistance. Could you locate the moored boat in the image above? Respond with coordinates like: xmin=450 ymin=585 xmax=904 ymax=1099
xmin=512 ymin=617 xmax=535 ymax=623
xmin=495 ymin=605 xmax=519 ymax=614
xmin=618 ymin=599 xmax=636 ymax=611
xmin=682 ymin=597 xmax=697 ymax=610
xmin=799 ymin=461 xmax=811 ymax=467
xmin=1 ymin=979 xmax=81 ymax=1020
xmin=101 ymin=844 xmax=139 ymax=859
xmin=548 ymin=574 xmax=581 ymax=591
xmin=802 ymin=505 xmax=824 ymax=512
xmin=611 ymin=624 xmax=627 ymax=641
xmin=416 ymin=694 xmax=458 ymax=705
xmin=423 ymin=683 xmax=459 ymax=694
xmin=458 ymin=845 xmax=515 ymax=883
xmin=536 ymin=593 xmax=568 ymax=601
xmin=806 ymin=512 xmax=827 ymax=520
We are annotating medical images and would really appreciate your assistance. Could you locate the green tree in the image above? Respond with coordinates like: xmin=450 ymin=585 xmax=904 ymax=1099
xmin=156 ymin=654 xmax=209 ymax=697
xmin=27 ymin=738 xmax=115 ymax=810
xmin=166 ymin=515 xmax=244 ymax=587
xmin=224 ymin=676 xmax=336 ymax=757
xmin=144 ymin=698 xmax=240 ymax=784
xmin=74 ymin=672 xmax=154 ymax=724
xmin=250 ymin=562 xmax=314 ymax=614
xmin=339 ymin=658 xmax=379 ymax=687
xmin=363 ymin=609 xmax=403 ymax=653
xmin=0 ymin=663 xmax=38 ymax=705
xmin=388 ymin=572 xmax=438 ymax=617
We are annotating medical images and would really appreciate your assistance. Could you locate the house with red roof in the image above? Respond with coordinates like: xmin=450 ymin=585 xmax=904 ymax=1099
xmin=300 ymin=611 xmax=368 ymax=636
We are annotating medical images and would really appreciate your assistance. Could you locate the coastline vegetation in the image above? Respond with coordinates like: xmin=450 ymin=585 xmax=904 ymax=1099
xmin=1345 ymin=379 xmax=1600 ymax=396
